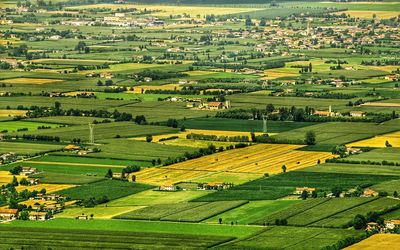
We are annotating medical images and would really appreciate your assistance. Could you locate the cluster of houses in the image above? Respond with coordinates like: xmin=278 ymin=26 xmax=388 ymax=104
xmin=186 ymin=100 xmax=231 ymax=110
xmin=60 ymin=14 xmax=164 ymax=28
xmin=0 ymin=194 xmax=66 ymax=222
xmin=312 ymin=105 xmax=366 ymax=118
xmin=159 ymin=182 xmax=233 ymax=191
xmin=0 ymin=152 xmax=17 ymax=164
xmin=367 ymin=220 xmax=400 ymax=233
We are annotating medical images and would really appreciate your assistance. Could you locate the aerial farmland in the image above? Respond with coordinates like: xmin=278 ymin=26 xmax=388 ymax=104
xmin=0 ymin=0 xmax=399 ymax=249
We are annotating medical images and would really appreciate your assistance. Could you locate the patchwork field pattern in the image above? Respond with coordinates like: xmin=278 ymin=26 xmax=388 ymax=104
xmin=134 ymin=144 xmax=333 ymax=185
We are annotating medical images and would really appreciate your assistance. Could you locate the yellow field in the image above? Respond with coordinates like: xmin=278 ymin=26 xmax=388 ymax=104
xmin=127 ymin=84 xmax=182 ymax=94
xmin=0 ymin=78 xmax=63 ymax=85
xmin=67 ymin=4 xmax=260 ymax=17
xmin=348 ymin=131 xmax=400 ymax=148
xmin=345 ymin=234 xmax=400 ymax=250
xmin=0 ymin=109 xmax=27 ymax=117
xmin=134 ymin=129 xmax=265 ymax=142
xmin=0 ymin=171 xmax=23 ymax=185
xmin=132 ymin=129 xmax=268 ymax=148
xmin=134 ymin=144 xmax=333 ymax=186
xmin=339 ymin=11 xmax=399 ymax=19
xmin=16 ymin=184 xmax=75 ymax=193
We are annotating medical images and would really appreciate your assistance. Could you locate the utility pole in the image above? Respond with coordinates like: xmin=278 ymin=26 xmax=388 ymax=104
xmin=89 ymin=123 xmax=95 ymax=144
xmin=262 ymin=114 xmax=268 ymax=134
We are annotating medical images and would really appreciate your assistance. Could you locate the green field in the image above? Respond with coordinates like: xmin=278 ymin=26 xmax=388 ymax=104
xmin=195 ymin=170 xmax=398 ymax=202
xmin=273 ymin=122 xmax=400 ymax=151
xmin=57 ymin=179 xmax=153 ymax=201
xmin=14 ymin=122 xmax=178 ymax=142
xmin=222 ymin=226 xmax=364 ymax=249
xmin=0 ymin=120 xmax=60 ymax=132
xmin=205 ymin=200 xmax=301 ymax=225
xmin=0 ymin=141 xmax=64 ymax=155
xmin=179 ymin=117 xmax=315 ymax=133
xmin=0 ymin=226 xmax=233 ymax=249
xmin=313 ymin=198 xmax=400 ymax=228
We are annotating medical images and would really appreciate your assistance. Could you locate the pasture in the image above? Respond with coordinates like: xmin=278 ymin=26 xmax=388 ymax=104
xmin=57 ymin=179 xmax=152 ymax=201
xmin=0 ymin=226 xmax=234 ymax=249
xmin=223 ymin=226 xmax=364 ymax=249
xmin=0 ymin=120 xmax=60 ymax=132
xmin=14 ymin=122 xmax=178 ymax=142
xmin=206 ymin=200 xmax=301 ymax=225
xmin=0 ymin=141 xmax=64 ymax=155
xmin=196 ymin=170 xmax=399 ymax=202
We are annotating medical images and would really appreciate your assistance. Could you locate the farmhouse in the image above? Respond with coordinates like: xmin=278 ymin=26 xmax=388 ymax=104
xmin=199 ymin=182 xmax=233 ymax=190
xmin=366 ymin=222 xmax=380 ymax=231
xmin=350 ymin=111 xmax=365 ymax=117
xmin=100 ymin=72 xmax=114 ymax=79
xmin=29 ymin=211 xmax=48 ymax=221
xmin=0 ymin=208 xmax=18 ymax=221
xmin=144 ymin=77 xmax=152 ymax=82
xmin=294 ymin=187 xmax=316 ymax=195
xmin=362 ymin=188 xmax=378 ymax=197
xmin=207 ymin=100 xmax=231 ymax=110
xmin=21 ymin=167 xmax=38 ymax=176
xmin=0 ymin=152 xmax=17 ymax=163
xmin=159 ymin=185 xmax=176 ymax=191
xmin=64 ymin=144 xmax=81 ymax=151
xmin=313 ymin=106 xmax=338 ymax=117
xmin=384 ymin=220 xmax=400 ymax=230
xmin=208 ymin=102 xmax=224 ymax=110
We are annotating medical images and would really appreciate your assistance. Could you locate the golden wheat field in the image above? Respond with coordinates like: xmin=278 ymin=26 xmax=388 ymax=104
xmin=67 ymin=4 xmax=260 ymax=17
xmin=132 ymin=129 xmax=270 ymax=148
xmin=16 ymin=184 xmax=75 ymax=193
xmin=0 ymin=78 xmax=63 ymax=85
xmin=348 ymin=131 xmax=400 ymax=148
xmin=0 ymin=109 xmax=27 ymax=117
xmin=345 ymin=234 xmax=400 ymax=250
xmin=339 ymin=10 xmax=399 ymax=19
xmin=0 ymin=171 xmax=23 ymax=185
xmin=134 ymin=144 xmax=333 ymax=186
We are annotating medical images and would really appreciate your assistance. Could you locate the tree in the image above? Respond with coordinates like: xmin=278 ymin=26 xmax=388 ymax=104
xmin=385 ymin=140 xmax=392 ymax=147
xmin=11 ymin=176 xmax=19 ymax=186
xmin=311 ymin=191 xmax=318 ymax=198
xmin=9 ymin=165 xmax=22 ymax=175
xmin=146 ymin=135 xmax=153 ymax=143
xmin=245 ymin=16 xmax=253 ymax=26
xmin=259 ymin=18 xmax=266 ymax=26
xmin=394 ymin=191 xmax=398 ymax=197
xmin=305 ymin=131 xmax=316 ymax=145
xmin=331 ymin=186 xmax=343 ymax=198
xmin=219 ymin=218 xmax=222 ymax=224
xmin=353 ymin=214 xmax=367 ymax=230
xmin=19 ymin=210 xmax=29 ymax=220
xmin=105 ymin=169 xmax=113 ymax=178
xmin=131 ymin=175 xmax=136 ymax=182
xmin=281 ymin=165 xmax=287 ymax=173
xmin=332 ymin=145 xmax=347 ymax=158
xmin=301 ymin=190 xmax=308 ymax=200
xmin=180 ymin=125 xmax=186 ymax=132
xmin=19 ymin=178 xmax=29 ymax=186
